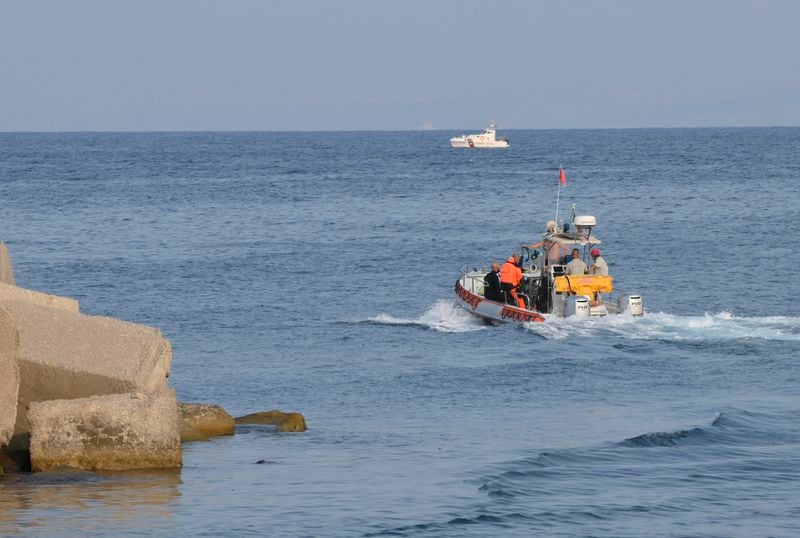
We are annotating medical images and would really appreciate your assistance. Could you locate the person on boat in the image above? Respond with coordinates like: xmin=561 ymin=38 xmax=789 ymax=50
xmin=565 ymin=248 xmax=588 ymax=275
xmin=527 ymin=223 xmax=562 ymax=266
xmin=483 ymin=262 xmax=504 ymax=302
xmin=545 ymin=239 xmax=564 ymax=265
xmin=589 ymin=248 xmax=608 ymax=276
xmin=500 ymin=253 xmax=526 ymax=308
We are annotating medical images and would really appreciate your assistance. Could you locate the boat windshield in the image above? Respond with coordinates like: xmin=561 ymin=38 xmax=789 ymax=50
xmin=544 ymin=237 xmax=598 ymax=265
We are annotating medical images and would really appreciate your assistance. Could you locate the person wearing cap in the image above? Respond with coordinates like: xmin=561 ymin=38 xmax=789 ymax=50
xmin=589 ymin=248 xmax=608 ymax=276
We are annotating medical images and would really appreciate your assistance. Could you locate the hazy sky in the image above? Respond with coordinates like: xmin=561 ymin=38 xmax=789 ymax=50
xmin=1 ymin=0 xmax=799 ymax=131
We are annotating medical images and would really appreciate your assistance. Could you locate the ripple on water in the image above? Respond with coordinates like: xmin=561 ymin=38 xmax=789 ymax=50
xmin=366 ymin=408 xmax=800 ymax=537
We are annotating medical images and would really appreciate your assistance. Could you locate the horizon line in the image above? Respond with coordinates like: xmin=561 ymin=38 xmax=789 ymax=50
xmin=2 ymin=124 xmax=800 ymax=134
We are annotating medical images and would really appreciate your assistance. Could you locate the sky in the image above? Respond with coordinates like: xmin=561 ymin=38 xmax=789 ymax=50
xmin=1 ymin=0 xmax=799 ymax=131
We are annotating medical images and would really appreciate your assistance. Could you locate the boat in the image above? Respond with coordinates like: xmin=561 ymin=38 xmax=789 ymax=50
xmin=450 ymin=121 xmax=510 ymax=148
xmin=454 ymin=209 xmax=644 ymax=323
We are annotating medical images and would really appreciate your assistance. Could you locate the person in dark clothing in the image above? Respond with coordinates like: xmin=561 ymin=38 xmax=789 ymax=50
xmin=483 ymin=262 xmax=504 ymax=302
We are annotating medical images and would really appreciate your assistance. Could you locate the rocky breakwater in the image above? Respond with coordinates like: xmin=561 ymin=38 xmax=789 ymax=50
xmin=0 ymin=243 xmax=306 ymax=474
xmin=5 ymin=300 xmax=173 ymax=446
xmin=0 ymin=241 xmax=178 ymax=472
xmin=0 ymin=307 xmax=20 ymax=452
xmin=28 ymin=391 xmax=181 ymax=472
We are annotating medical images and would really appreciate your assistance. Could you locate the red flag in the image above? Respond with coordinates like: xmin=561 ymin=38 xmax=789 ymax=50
xmin=559 ymin=166 xmax=567 ymax=186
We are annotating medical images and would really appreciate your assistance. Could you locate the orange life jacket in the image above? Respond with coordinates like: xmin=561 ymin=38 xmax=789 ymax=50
xmin=500 ymin=257 xmax=522 ymax=286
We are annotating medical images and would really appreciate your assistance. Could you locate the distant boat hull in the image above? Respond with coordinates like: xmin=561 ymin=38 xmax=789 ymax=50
xmin=450 ymin=136 xmax=510 ymax=148
xmin=450 ymin=122 xmax=510 ymax=148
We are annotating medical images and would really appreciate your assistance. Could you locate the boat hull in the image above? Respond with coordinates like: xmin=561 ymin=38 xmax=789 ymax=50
xmin=450 ymin=137 xmax=510 ymax=148
xmin=454 ymin=280 xmax=545 ymax=324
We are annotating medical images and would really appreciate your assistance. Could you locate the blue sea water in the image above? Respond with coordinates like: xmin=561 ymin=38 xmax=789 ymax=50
xmin=0 ymin=128 xmax=799 ymax=537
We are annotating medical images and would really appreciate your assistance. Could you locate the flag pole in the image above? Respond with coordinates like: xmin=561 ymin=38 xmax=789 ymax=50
xmin=554 ymin=164 xmax=562 ymax=231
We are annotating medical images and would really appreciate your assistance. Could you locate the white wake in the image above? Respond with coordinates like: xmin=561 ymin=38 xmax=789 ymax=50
xmin=525 ymin=311 xmax=800 ymax=341
xmin=364 ymin=299 xmax=487 ymax=333
xmin=359 ymin=302 xmax=800 ymax=341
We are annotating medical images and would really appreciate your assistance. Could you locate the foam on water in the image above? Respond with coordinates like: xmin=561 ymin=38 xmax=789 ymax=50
xmin=524 ymin=310 xmax=800 ymax=342
xmin=363 ymin=300 xmax=487 ymax=333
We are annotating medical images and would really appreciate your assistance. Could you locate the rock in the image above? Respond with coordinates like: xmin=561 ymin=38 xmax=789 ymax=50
xmin=28 ymin=390 xmax=182 ymax=472
xmin=0 ymin=242 xmax=15 ymax=285
xmin=235 ymin=410 xmax=286 ymax=425
xmin=178 ymin=418 xmax=209 ymax=443
xmin=0 ymin=307 xmax=20 ymax=447
xmin=234 ymin=410 xmax=307 ymax=432
xmin=0 ymin=300 xmax=172 ymax=448
xmin=277 ymin=412 xmax=307 ymax=432
xmin=178 ymin=402 xmax=235 ymax=438
xmin=0 ymin=282 xmax=79 ymax=312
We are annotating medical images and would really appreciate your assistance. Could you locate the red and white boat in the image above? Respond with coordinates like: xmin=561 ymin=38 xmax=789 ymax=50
xmin=454 ymin=211 xmax=644 ymax=324
xmin=450 ymin=120 xmax=510 ymax=148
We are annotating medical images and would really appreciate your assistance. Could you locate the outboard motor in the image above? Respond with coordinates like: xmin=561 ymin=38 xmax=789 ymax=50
xmin=565 ymin=295 xmax=590 ymax=319
xmin=617 ymin=295 xmax=644 ymax=317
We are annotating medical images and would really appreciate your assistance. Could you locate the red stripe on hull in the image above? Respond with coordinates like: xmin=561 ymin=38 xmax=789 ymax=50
xmin=454 ymin=280 xmax=545 ymax=323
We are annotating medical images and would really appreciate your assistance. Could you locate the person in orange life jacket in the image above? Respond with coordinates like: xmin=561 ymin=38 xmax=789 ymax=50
xmin=500 ymin=253 xmax=526 ymax=308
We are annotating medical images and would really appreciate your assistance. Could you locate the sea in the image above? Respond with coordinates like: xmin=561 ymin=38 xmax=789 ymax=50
xmin=0 ymin=128 xmax=799 ymax=537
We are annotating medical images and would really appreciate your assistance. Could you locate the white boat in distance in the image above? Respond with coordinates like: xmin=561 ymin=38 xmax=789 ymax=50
xmin=450 ymin=121 xmax=510 ymax=148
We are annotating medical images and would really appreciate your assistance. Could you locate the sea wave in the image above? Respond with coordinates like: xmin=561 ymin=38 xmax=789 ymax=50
xmin=360 ymin=408 xmax=800 ymax=536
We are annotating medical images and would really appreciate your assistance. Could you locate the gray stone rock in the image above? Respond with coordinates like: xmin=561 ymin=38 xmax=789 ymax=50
xmin=0 ymin=242 xmax=15 ymax=286
xmin=28 ymin=390 xmax=182 ymax=472
xmin=1 ymin=301 xmax=172 ymax=448
xmin=0 ymin=283 xmax=79 ymax=312
xmin=0 ymin=307 xmax=20 ymax=447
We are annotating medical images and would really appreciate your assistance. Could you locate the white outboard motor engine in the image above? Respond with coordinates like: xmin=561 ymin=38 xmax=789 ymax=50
xmin=617 ymin=295 xmax=644 ymax=317
xmin=565 ymin=295 xmax=590 ymax=319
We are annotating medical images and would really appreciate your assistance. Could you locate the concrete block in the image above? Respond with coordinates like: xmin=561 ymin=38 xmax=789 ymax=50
xmin=0 ymin=242 xmax=15 ymax=285
xmin=0 ymin=307 xmax=20 ymax=447
xmin=28 ymin=390 xmax=182 ymax=472
xmin=0 ymin=283 xmax=79 ymax=312
xmin=178 ymin=402 xmax=235 ymax=438
xmin=1 ymin=300 xmax=172 ymax=446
